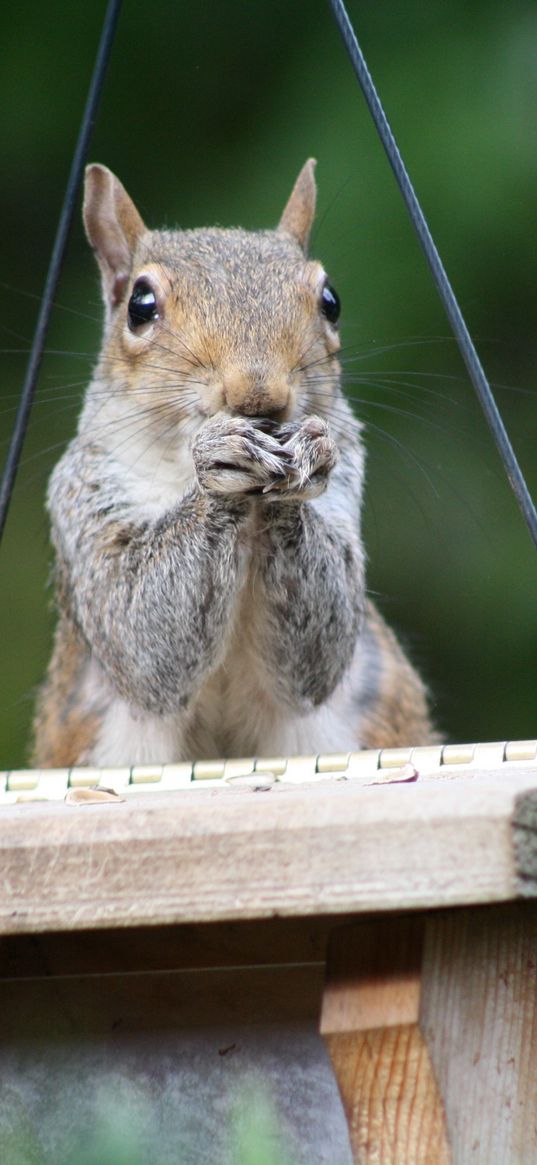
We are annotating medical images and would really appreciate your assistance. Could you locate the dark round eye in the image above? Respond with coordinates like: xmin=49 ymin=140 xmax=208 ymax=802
xmin=128 ymin=280 xmax=158 ymax=330
xmin=320 ymin=282 xmax=341 ymax=326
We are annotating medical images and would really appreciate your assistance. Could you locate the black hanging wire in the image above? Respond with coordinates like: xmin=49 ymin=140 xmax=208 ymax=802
xmin=3 ymin=0 xmax=536 ymax=552
xmin=0 ymin=0 xmax=123 ymax=545
xmin=329 ymin=0 xmax=537 ymax=550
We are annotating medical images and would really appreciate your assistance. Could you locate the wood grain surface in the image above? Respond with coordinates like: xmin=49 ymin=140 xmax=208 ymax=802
xmin=321 ymin=919 xmax=451 ymax=1165
xmin=1 ymin=768 xmax=537 ymax=934
xmin=421 ymin=902 xmax=537 ymax=1165
xmin=325 ymin=1026 xmax=451 ymax=1165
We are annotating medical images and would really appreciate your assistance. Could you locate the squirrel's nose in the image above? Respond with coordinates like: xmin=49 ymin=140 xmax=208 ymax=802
xmin=222 ymin=368 xmax=290 ymax=418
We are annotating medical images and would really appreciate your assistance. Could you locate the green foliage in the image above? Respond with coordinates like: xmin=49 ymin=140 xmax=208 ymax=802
xmin=1 ymin=0 xmax=537 ymax=763
xmin=230 ymin=1090 xmax=296 ymax=1165
xmin=2 ymin=1088 xmax=304 ymax=1165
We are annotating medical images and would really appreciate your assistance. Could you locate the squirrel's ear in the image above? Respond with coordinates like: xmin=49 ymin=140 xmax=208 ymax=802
xmin=83 ymin=164 xmax=146 ymax=309
xmin=277 ymin=158 xmax=317 ymax=251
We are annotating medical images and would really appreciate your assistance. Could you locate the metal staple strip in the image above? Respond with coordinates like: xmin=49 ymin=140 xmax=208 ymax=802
xmin=1 ymin=740 xmax=536 ymax=804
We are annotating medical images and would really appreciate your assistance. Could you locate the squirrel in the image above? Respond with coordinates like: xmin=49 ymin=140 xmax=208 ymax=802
xmin=32 ymin=159 xmax=435 ymax=767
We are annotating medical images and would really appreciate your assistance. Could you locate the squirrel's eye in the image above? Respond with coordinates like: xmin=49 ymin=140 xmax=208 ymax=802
xmin=128 ymin=280 xmax=159 ymax=330
xmin=320 ymin=282 xmax=341 ymax=326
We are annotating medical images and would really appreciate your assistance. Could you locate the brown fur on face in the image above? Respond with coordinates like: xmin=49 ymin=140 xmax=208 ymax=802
xmin=94 ymin=229 xmax=341 ymax=440
xmin=82 ymin=160 xmax=340 ymax=448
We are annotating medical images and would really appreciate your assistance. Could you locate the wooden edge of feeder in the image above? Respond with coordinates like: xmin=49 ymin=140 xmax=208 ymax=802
xmin=1 ymin=754 xmax=537 ymax=934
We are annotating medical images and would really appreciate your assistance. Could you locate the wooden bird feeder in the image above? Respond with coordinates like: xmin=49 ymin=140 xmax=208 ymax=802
xmin=2 ymin=740 xmax=537 ymax=1162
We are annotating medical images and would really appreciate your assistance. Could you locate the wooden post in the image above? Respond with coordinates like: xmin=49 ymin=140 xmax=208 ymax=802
xmin=421 ymin=903 xmax=537 ymax=1164
xmin=321 ymin=918 xmax=451 ymax=1165
xmin=321 ymin=904 xmax=537 ymax=1165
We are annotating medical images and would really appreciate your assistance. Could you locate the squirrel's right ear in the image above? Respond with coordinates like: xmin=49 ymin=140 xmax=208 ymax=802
xmin=83 ymin=164 xmax=146 ymax=309
xmin=277 ymin=158 xmax=317 ymax=251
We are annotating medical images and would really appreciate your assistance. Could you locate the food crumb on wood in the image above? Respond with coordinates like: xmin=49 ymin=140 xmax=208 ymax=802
xmin=370 ymin=764 xmax=419 ymax=785
xmin=64 ymin=786 xmax=123 ymax=804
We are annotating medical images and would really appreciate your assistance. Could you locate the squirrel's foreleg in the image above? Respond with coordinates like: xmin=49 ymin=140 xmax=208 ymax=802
xmin=253 ymin=498 xmax=365 ymax=711
xmin=49 ymin=450 xmax=251 ymax=716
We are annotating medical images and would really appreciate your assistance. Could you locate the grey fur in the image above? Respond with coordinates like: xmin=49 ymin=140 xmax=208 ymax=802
xmin=49 ymin=444 xmax=252 ymax=716
xmin=34 ymin=163 xmax=433 ymax=766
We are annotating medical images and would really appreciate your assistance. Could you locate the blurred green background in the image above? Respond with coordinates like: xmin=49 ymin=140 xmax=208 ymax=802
xmin=2 ymin=1084 xmax=304 ymax=1165
xmin=1 ymin=0 xmax=536 ymax=767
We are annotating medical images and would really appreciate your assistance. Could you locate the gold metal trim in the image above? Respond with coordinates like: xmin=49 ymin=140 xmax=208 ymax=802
xmin=1 ymin=740 xmax=536 ymax=804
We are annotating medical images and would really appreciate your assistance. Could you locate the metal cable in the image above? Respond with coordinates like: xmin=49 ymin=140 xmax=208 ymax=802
xmin=0 ymin=0 xmax=123 ymax=545
xmin=329 ymin=0 xmax=537 ymax=549
xmin=3 ymin=1 xmax=535 ymax=550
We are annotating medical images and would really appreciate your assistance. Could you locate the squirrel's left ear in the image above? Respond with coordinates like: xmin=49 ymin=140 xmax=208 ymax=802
xmin=83 ymin=164 xmax=147 ymax=310
xmin=277 ymin=158 xmax=317 ymax=251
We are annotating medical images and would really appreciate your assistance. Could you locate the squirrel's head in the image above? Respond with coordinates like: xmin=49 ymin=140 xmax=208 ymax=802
xmin=83 ymin=161 xmax=341 ymax=430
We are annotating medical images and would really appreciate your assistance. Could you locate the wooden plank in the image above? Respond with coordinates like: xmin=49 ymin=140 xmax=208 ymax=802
xmin=324 ymin=1027 xmax=451 ymax=1165
xmin=0 ymin=916 xmax=338 ymax=979
xmin=0 ymin=964 xmax=324 ymax=1035
xmin=321 ymin=920 xmax=450 ymax=1165
xmin=1 ymin=770 xmax=537 ymax=934
xmin=320 ymin=918 xmax=423 ymax=1034
xmin=420 ymin=902 xmax=537 ymax=1165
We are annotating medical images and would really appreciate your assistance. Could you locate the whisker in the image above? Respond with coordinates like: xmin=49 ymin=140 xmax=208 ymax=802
xmin=303 ymin=369 xmax=457 ymax=406
xmin=362 ymin=418 xmax=440 ymax=497
xmin=342 ymin=374 xmax=459 ymax=406
xmin=0 ymin=279 xmax=102 ymax=326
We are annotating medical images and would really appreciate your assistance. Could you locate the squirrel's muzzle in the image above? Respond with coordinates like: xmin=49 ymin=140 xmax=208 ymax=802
xmin=222 ymin=367 xmax=290 ymax=418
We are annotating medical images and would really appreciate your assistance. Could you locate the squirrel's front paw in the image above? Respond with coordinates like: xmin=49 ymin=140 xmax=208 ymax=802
xmin=263 ymin=416 xmax=338 ymax=501
xmin=192 ymin=414 xmax=292 ymax=496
